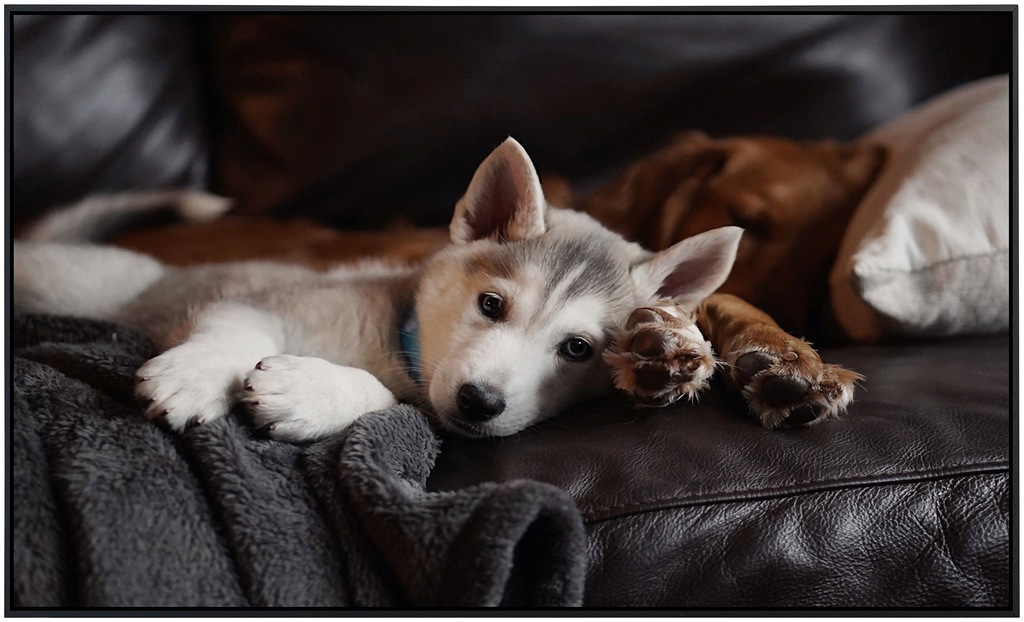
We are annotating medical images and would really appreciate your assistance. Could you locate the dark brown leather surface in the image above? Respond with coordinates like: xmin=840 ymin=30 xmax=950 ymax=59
xmin=428 ymin=334 xmax=1010 ymax=606
xmin=584 ymin=473 xmax=1008 ymax=607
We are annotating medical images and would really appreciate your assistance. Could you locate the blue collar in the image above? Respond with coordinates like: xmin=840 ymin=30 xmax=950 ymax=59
xmin=399 ymin=307 xmax=422 ymax=384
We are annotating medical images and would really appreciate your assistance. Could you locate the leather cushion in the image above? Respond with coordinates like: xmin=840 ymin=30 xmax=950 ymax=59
xmin=428 ymin=334 xmax=1010 ymax=606
xmin=11 ymin=15 xmax=209 ymax=227
xmin=585 ymin=473 xmax=1008 ymax=606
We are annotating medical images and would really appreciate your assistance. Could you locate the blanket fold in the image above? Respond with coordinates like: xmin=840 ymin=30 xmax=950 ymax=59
xmin=10 ymin=313 xmax=587 ymax=609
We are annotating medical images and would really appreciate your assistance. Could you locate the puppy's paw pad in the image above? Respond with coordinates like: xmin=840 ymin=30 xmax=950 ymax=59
xmin=605 ymin=302 xmax=717 ymax=407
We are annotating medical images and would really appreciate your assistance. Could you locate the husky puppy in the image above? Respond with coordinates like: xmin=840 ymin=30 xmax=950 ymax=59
xmin=14 ymin=138 xmax=741 ymax=440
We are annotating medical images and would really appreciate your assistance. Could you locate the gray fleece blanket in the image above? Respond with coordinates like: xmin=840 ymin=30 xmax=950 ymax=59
xmin=10 ymin=313 xmax=586 ymax=608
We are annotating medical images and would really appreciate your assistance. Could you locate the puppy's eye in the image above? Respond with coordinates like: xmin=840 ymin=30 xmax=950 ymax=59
xmin=478 ymin=292 xmax=504 ymax=320
xmin=559 ymin=337 xmax=593 ymax=362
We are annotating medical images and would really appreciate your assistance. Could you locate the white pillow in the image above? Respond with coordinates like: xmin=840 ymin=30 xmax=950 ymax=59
xmin=829 ymin=75 xmax=1010 ymax=341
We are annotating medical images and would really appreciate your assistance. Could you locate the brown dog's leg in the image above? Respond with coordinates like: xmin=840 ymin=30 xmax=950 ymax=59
xmin=696 ymin=293 xmax=862 ymax=428
xmin=604 ymin=294 xmax=862 ymax=427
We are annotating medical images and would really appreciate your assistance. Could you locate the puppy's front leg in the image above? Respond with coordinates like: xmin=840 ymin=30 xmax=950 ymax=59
xmin=242 ymin=355 xmax=397 ymax=442
xmin=697 ymin=293 xmax=862 ymax=428
xmin=135 ymin=302 xmax=285 ymax=430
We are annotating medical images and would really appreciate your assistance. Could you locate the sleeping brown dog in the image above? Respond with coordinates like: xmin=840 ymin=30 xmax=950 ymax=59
xmin=572 ymin=131 xmax=885 ymax=427
xmin=111 ymin=131 xmax=885 ymax=428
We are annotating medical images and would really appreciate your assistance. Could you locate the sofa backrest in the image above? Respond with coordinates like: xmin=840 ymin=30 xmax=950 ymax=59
xmin=210 ymin=14 xmax=1011 ymax=228
xmin=11 ymin=12 xmax=1011 ymax=229
xmin=11 ymin=14 xmax=211 ymax=227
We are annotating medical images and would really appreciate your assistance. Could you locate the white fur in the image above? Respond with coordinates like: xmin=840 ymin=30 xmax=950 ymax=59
xmin=21 ymin=190 xmax=232 ymax=243
xmin=243 ymin=355 xmax=398 ymax=442
xmin=135 ymin=303 xmax=285 ymax=430
xmin=631 ymin=226 xmax=743 ymax=305
xmin=426 ymin=292 xmax=612 ymax=437
xmin=14 ymin=243 xmax=166 ymax=319
xmin=14 ymin=137 xmax=742 ymax=441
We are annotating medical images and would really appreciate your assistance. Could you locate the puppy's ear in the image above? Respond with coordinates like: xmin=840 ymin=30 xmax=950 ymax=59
xmin=450 ymin=137 xmax=547 ymax=244
xmin=631 ymin=226 xmax=743 ymax=306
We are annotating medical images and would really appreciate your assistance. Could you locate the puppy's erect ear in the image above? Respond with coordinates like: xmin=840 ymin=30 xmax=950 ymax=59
xmin=631 ymin=226 xmax=743 ymax=306
xmin=450 ymin=137 xmax=547 ymax=244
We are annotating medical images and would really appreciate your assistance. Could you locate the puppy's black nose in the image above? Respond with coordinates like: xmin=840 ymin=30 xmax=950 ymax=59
xmin=457 ymin=383 xmax=506 ymax=422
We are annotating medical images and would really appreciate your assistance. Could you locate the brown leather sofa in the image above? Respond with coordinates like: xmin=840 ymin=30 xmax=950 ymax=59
xmin=10 ymin=12 xmax=1012 ymax=609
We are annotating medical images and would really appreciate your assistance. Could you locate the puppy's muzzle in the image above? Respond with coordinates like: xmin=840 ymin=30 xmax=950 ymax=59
xmin=457 ymin=382 xmax=506 ymax=422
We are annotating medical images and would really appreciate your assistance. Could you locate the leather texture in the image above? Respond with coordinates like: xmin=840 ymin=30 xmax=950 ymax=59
xmin=583 ymin=474 xmax=1008 ymax=607
xmin=428 ymin=334 xmax=1010 ymax=606
xmin=209 ymin=14 xmax=1009 ymax=228
xmin=11 ymin=14 xmax=209 ymax=227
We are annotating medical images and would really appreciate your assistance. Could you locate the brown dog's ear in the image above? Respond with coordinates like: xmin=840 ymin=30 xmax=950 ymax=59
xmin=451 ymin=137 xmax=547 ymax=244
xmin=581 ymin=132 xmax=728 ymax=249
xmin=631 ymin=226 xmax=743 ymax=306
xmin=648 ymin=147 xmax=729 ymax=250
xmin=832 ymin=141 xmax=888 ymax=194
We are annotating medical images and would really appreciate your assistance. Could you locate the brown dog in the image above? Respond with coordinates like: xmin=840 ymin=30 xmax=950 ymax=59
xmin=574 ymin=132 xmax=884 ymax=427
xmin=575 ymin=131 xmax=886 ymax=335
xmin=110 ymin=132 xmax=885 ymax=428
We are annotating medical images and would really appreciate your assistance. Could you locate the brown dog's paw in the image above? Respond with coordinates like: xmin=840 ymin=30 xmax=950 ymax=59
xmin=726 ymin=341 xmax=862 ymax=429
xmin=604 ymin=301 xmax=718 ymax=407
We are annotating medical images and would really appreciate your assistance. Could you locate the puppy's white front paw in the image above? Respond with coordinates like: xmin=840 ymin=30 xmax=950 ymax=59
xmin=135 ymin=343 xmax=245 ymax=431
xmin=242 ymin=355 xmax=398 ymax=442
